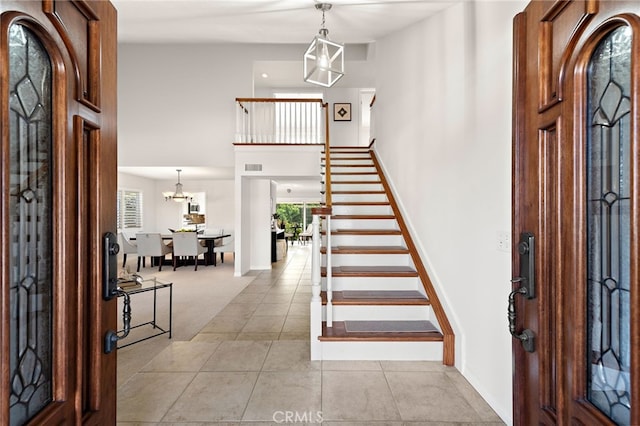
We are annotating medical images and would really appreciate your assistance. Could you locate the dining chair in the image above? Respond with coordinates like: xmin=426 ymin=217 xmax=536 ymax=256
xmin=135 ymin=233 xmax=172 ymax=272
xmin=172 ymin=232 xmax=208 ymax=270
xmin=118 ymin=232 xmax=138 ymax=268
xmin=298 ymin=224 xmax=313 ymax=244
xmin=213 ymin=231 xmax=234 ymax=264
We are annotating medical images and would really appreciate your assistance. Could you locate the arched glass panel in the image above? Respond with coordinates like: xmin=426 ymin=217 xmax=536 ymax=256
xmin=8 ymin=24 xmax=54 ymax=425
xmin=586 ymin=25 xmax=631 ymax=425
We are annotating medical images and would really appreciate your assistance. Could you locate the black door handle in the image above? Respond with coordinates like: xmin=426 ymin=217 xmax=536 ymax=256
xmin=508 ymin=232 xmax=536 ymax=353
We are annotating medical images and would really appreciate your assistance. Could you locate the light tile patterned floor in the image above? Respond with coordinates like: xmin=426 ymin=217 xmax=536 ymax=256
xmin=117 ymin=245 xmax=505 ymax=425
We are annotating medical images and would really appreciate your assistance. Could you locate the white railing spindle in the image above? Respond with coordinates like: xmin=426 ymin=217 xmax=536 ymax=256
xmin=310 ymin=213 xmax=322 ymax=360
xmin=325 ymin=215 xmax=333 ymax=327
xmin=235 ymin=98 xmax=325 ymax=145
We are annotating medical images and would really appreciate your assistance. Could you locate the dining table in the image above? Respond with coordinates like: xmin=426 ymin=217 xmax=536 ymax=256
xmin=130 ymin=233 xmax=230 ymax=267
xmin=195 ymin=234 xmax=231 ymax=266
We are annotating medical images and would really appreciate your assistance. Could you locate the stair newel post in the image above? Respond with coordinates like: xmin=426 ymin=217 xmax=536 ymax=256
xmin=310 ymin=213 xmax=322 ymax=359
xmin=325 ymin=214 xmax=333 ymax=327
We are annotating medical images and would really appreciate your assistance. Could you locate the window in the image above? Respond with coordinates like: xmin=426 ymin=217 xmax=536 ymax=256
xmin=117 ymin=189 xmax=143 ymax=229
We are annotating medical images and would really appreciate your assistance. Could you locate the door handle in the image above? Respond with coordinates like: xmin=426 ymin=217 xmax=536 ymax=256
xmin=103 ymin=232 xmax=120 ymax=300
xmin=104 ymin=289 xmax=131 ymax=354
xmin=508 ymin=232 xmax=536 ymax=353
xmin=515 ymin=232 xmax=535 ymax=298
xmin=102 ymin=232 xmax=133 ymax=353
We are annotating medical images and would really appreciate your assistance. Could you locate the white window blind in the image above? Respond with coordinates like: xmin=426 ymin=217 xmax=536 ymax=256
xmin=117 ymin=189 xmax=143 ymax=229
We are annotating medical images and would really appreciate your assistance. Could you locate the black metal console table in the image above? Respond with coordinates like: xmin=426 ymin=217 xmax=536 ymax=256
xmin=117 ymin=277 xmax=173 ymax=349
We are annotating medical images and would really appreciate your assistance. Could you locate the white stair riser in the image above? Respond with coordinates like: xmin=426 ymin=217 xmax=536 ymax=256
xmin=323 ymin=234 xmax=404 ymax=246
xmin=322 ymin=151 xmax=371 ymax=161
xmin=325 ymin=156 xmax=372 ymax=161
xmin=330 ymin=183 xmax=383 ymax=192
xmin=331 ymin=218 xmax=398 ymax=230
xmin=327 ymin=163 xmax=375 ymax=169
xmin=331 ymin=174 xmax=380 ymax=182
xmin=316 ymin=341 xmax=443 ymax=361
xmin=323 ymin=276 xmax=421 ymax=291
xmin=329 ymin=165 xmax=377 ymax=173
xmin=331 ymin=193 xmax=387 ymax=203
xmin=332 ymin=204 xmax=393 ymax=216
xmin=322 ymin=253 xmax=413 ymax=268
xmin=325 ymin=305 xmax=432 ymax=321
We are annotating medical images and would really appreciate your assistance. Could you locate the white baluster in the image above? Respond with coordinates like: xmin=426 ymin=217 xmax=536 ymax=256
xmin=325 ymin=214 xmax=333 ymax=327
xmin=310 ymin=214 xmax=322 ymax=360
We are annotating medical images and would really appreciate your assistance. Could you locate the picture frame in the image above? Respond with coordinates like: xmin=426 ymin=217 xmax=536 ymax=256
xmin=333 ymin=103 xmax=352 ymax=121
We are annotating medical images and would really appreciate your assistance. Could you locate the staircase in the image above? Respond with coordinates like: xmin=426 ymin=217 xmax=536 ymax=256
xmin=311 ymin=146 xmax=454 ymax=364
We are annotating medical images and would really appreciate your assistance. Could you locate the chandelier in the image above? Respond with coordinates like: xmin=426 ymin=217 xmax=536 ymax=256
xmin=164 ymin=169 xmax=192 ymax=202
xmin=303 ymin=3 xmax=344 ymax=87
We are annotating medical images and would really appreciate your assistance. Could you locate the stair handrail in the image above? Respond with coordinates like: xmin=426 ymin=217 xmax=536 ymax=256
xmin=370 ymin=150 xmax=455 ymax=366
xmin=321 ymin=103 xmax=333 ymax=326
xmin=310 ymin=104 xmax=334 ymax=357
xmin=322 ymin=102 xmax=332 ymax=208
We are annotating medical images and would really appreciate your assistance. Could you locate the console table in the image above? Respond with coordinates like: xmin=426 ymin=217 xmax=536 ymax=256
xmin=117 ymin=277 xmax=173 ymax=349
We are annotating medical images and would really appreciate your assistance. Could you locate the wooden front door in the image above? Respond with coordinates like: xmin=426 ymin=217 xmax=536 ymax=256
xmin=513 ymin=1 xmax=639 ymax=424
xmin=0 ymin=1 xmax=118 ymax=424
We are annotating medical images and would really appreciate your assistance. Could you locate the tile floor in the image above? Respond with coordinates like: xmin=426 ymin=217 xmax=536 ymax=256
xmin=117 ymin=245 xmax=505 ymax=425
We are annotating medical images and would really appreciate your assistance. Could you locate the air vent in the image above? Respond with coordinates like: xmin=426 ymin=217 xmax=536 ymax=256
xmin=245 ymin=164 xmax=263 ymax=171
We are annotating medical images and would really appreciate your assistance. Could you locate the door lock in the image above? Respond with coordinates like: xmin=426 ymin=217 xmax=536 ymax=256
xmin=102 ymin=232 xmax=132 ymax=353
xmin=508 ymin=232 xmax=536 ymax=353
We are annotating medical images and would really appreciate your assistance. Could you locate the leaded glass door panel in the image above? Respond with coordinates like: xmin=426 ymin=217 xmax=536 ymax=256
xmin=0 ymin=1 xmax=117 ymax=424
xmin=513 ymin=1 xmax=639 ymax=424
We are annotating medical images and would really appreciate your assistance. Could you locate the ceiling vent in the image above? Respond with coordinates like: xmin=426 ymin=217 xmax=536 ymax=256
xmin=245 ymin=163 xmax=263 ymax=171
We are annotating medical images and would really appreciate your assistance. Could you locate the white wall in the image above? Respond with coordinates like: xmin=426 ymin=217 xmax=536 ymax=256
xmin=117 ymin=172 xmax=158 ymax=233
xmin=235 ymin=145 xmax=323 ymax=276
xmin=117 ymin=172 xmax=234 ymax=235
xmin=118 ymin=43 xmax=374 ymax=170
xmin=255 ymin=86 xmax=364 ymax=147
xmin=248 ymin=179 xmax=272 ymax=270
xmin=375 ymin=1 xmax=527 ymax=424
xmin=325 ymin=88 xmax=362 ymax=146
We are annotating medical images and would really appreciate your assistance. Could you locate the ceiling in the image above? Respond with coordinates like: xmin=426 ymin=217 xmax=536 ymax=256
xmin=114 ymin=0 xmax=454 ymax=190
xmin=112 ymin=0 xmax=455 ymax=45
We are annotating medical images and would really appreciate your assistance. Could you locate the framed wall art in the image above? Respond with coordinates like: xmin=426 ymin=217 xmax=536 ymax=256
xmin=333 ymin=103 xmax=352 ymax=121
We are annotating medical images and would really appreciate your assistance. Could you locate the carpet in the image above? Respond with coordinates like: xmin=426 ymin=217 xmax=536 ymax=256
xmin=343 ymin=320 xmax=438 ymax=333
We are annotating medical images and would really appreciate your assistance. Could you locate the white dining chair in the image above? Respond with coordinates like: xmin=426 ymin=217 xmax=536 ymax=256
xmin=172 ymin=232 xmax=208 ymax=270
xmin=213 ymin=231 xmax=234 ymax=264
xmin=298 ymin=224 xmax=313 ymax=244
xmin=135 ymin=233 xmax=172 ymax=272
xmin=118 ymin=232 xmax=138 ymax=268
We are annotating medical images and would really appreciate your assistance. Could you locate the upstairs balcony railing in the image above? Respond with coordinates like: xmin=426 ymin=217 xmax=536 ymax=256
xmin=235 ymin=98 xmax=326 ymax=144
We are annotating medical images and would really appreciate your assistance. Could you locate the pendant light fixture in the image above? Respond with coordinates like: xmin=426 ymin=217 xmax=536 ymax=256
xmin=303 ymin=3 xmax=344 ymax=87
xmin=164 ymin=169 xmax=192 ymax=202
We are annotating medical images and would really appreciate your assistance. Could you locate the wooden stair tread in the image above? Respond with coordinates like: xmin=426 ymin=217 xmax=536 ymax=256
xmin=332 ymin=214 xmax=395 ymax=219
xmin=321 ymin=246 xmax=409 ymax=254
xmin=323 ymin=152 xmax=370 ymax=156
xmin=319 ymin=321 xmax=443 ymax=342
xmin=332 ymin=180 xmax=381 ymax=184
xmin=324 ymin=148 xmax=370 ymax=152
xmin=322 ymin=291 xmax=429 ymax=305
xmin=327 ymin=156 xmax=371 ymax=160
xmin=330 ymin=172 xmax=378 ymax=175
xmin=324 ymin=164 xmax=374 ymax=168
xmin=331 ymin=190 xmax=385 ymax=194
xmin=332 ymin=201 xmax=389 ymax=206
xmin=321 ymin=229 xmax=402 ymax=235
xmin=321 ymin=266 xmax=418 ymax=277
